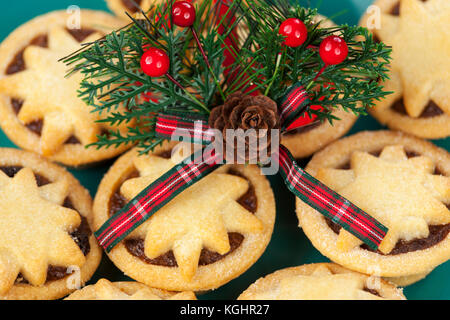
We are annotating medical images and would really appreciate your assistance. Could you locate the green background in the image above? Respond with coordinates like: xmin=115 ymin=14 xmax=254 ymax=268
xmin=0 ymin=0 xmax=448 ymax=300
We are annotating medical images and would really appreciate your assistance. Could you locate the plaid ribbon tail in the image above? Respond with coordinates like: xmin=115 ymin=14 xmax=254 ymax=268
xmin=155 ymin=112 xmax=213 ymax=145
xmin=95 ymin=147 xmax=223 ymax=252
xmin=277 ymin=144 xmax=388 ymax=250
xmin=278 ymin=82 xmax=311 ymax=131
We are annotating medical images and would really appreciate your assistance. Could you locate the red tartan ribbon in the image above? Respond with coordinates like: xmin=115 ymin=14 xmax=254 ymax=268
xmin=95 ymin=83 xmax=388 ymax=252
xmin=277 ymin=145 xmax=387 ymax=249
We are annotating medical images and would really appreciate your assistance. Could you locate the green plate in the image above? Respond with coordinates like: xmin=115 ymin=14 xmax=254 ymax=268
xmin=1 ymin=0 xmax=448 ymax=300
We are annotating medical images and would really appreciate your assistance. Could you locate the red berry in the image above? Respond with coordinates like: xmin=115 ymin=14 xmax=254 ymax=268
xmin=319 ymin=36 xmax=348 ymax=65
xmin=279 ymin=18 xmax=308 ymax=47
xmin=172 ymin=1 xmax=196 ymax=27
xmin=140 ymin=48 xmax=170 ymax=77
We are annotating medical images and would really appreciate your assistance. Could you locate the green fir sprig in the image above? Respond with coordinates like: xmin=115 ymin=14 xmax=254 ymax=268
xmin=235 ymin=0 xmax=392 ymax=123
xmin=62 ymin=0 xmax=392 ymax=153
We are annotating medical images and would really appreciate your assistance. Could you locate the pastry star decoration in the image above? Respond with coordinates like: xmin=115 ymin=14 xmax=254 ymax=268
xmin=120 ymin=150 xmax=264 ymax=281
xmin=376 ymin=0 xmax=450 ymax=117
xmin=0 ymin=168 xmax=85 ymax=294
xmin=0 ymin=27 xmax=107 ymax=156
xmin=316 ymin=145 xmax=450 ymax=254
xmin=252 ymin=265 xmax=383 ymax=300
xmin=91 ymin=279 xmax=195 ymax=300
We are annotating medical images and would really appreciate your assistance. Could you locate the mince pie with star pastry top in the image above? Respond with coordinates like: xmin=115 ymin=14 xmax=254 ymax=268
xmin=296 ymin=131 xmax=450 ymax=280
xmin=281 ymin=15 xmax=357 ymax=159
xmin=65 ymin=278 xmax=196 ymax=300
xmin=0 ymin=148 xmax=101 ymax=300
xmin=93 ymin=142 xmax=276 ymax=292
xmin=0 ymin=10 xmax=130 ymax=167
xmin=238 ymin=263 xmax=406 ymax=300
xmin=360 ymin=0 xmax=450 ymax=138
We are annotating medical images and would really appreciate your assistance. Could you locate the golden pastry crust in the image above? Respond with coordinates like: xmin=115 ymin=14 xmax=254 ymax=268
xmin=360 ymin=0 xmax=450 ymax=138
xmin=296 ymin=131 xmax=450 ymax=278
xmin=281 ymin=15 xmax=357 ymax=158
xmin=0 ymin=10 xmax=130 ymax=167
xmin=238 ymin=263 xmax=405 ymax=300
xmin=93 ymin=142 xmax=276 ymax=292
xmin=65 ymin=279 xmax=196 ymax=300
xmin=0 ymin=148 xmax=101 ymax=300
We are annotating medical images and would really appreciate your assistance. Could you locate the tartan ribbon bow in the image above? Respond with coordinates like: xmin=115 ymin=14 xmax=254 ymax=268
xmin=95 ymin=82 xmax=388 ymax=252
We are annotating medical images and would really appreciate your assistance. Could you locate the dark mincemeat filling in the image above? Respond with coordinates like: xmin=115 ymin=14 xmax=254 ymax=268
xmin=373 ymin=1 xmax=428 ymax=54
xmin=6 ymin=29 xmax=96 ymax=145
xmin=125 ymin=233 xmax=245 ymax=267
xmin=0 ymin=166 xmax=91 ymax=284
xmin=327 ymin=150 xmax=450 ymax=255
xmin=65 ymin=28 xmax=95 ymax=42
xmin=108 ymin=153 xmax=258 ymax=267
xmin=157 ymin=150 xmax=173 ymax=159
xmin=325 ymin=268 xmax=382 ymax=297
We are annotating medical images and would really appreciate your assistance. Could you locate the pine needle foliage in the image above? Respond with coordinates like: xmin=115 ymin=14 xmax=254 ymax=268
xmin=62 ymin=0 xmax=391 ymax=153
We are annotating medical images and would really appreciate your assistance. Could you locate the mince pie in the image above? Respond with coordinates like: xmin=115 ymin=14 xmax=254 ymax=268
xmin=65 ymin=278 xmax=196 ymax=300
xmin=238 ymin=263 xmax=406 ymax=300
xmin=296 ymin=131 xmax=450 ymax=280
xmin=93 ymin=142 xmax=276 ymax=292
xmin=0 ymin=11 xmax=130 ymax=167
xmin=0 ymin=148 xmax=101 ymax=300
xmin=281 ymin=15 xmax=357 ymax=158
xmin=360 ymin=0 xmax=450 ymax=138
